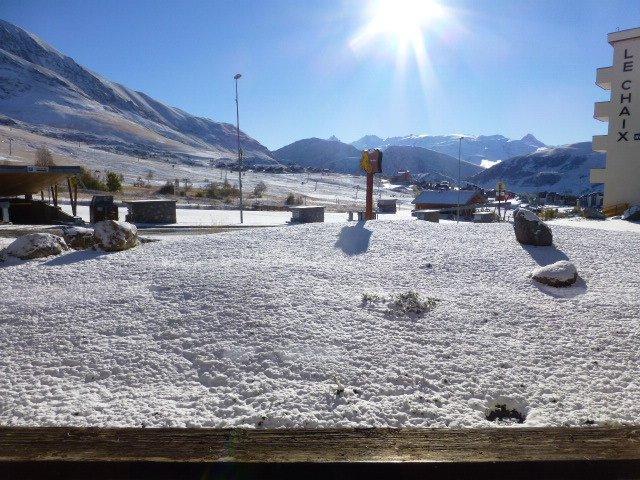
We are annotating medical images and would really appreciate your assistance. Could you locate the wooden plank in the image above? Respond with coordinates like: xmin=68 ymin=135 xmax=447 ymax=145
xmin=0 ymin=427 xmax=639 ymax=463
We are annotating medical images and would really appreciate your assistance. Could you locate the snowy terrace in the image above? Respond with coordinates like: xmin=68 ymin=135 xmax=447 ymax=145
xmin=0 ymin=220 xmax=639 ymax=428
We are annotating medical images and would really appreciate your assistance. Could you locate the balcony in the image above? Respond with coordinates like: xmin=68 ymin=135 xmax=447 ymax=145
xmin=594 ymin=101 xmax=610 ymax=122
xmin=592 ymin=135 xmax=608 ymax=152
xmin=596 ymin=66 xmax=613 ymax=90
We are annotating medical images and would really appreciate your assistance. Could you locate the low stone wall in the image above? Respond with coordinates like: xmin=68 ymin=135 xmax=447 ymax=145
xmin=125 ymin=200 xmax=177 ymax=224
xmin=290 ymin=206 xmax=325 ymax=223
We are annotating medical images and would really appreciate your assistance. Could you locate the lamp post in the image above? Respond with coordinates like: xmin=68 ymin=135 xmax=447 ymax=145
xmin=457 ymin=136 xmax=463 ymax=223
xmin=234 ymin=73 xmax=243 ymax=224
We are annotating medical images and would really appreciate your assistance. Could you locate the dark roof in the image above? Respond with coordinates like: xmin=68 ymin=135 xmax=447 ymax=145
xmin=412 ymin=189 xmax=482 ymax=206
xmin=0 ymin=165 xmax=82 ymax=196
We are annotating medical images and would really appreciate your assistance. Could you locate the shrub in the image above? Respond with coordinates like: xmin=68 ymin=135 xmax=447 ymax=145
xmin=205 ymin=180 xmax=240 ymax=199
xmin=253 ymin=181 xmax=267 ymax=198
xmin=539 ymin=208 xmax=559 ymax=221
xmin=78 ymin=168 xmax=107 ymax=191
xmin=386 ymin=291 xmax=439 ymax=316
xmin=35 ymin=147 xmax=55 ymax=166
xmin=106 ymin=171 xmax=123 ymax=192
xmin=157 ymin=181 xmax=175 ymax=195
xmin=285 ymin=192 xmax=303 ymax=205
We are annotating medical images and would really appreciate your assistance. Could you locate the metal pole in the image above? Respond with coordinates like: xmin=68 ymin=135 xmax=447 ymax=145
xmin=457 ymin=136 xmax=462 ymax=223
xmin=234 ymin=74 xmax=243 ymax=224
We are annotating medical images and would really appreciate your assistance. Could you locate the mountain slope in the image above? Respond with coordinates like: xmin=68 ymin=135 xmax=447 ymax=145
xmin=272 ymin=137 xmax=362 ymax=172
xmin=469 ymin=142 xmax=605 ymax=195
xmin=381 ymin=146 xmax=484 ymax=181
xmin=0 ymin=19 xmax=275 ymax=165
xmin=351 ymin=133 xmax=545 ymax=165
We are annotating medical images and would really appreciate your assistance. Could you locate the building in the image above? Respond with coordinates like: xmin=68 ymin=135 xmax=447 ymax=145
xmin=0 ymin=165 xmax=82 ymax=224
xmin=412 ymin=190 xmax=487 ymax=217
xmin=591 ymin=27 xmax=640 ymax=210
xmin=578 ymin=192 xmax=604 ymax=209
xmin=390 ymin=171 xmax=412 ymax=184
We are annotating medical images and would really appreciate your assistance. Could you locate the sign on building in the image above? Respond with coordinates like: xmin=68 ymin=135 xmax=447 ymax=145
xmin=591 ymin=27 xmax=640 ymax=210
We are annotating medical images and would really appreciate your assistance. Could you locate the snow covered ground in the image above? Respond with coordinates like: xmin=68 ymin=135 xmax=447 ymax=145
xmin=61 ymin=204 xmax=414 ymax=226
xmin=547 ymin=217 xmax=640 ymax=234
xmin=1 ymin=221 xmax=639 ymax=428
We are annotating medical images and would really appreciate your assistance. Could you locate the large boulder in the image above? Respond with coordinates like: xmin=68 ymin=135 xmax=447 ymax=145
xmin=513 ymin=208 xmax=553 ymax=246
xmin=531 ymin=260 xmax=578 ymax=287
xmin=622 ymin=204 xmax=640 ymax=221
xmin=2 ymin=233 xmax=69 ymax=260
xmin=50 ymin=226 xmax=96 ymax=250
xmin=93 ymin=220 xmax=139 ymax=252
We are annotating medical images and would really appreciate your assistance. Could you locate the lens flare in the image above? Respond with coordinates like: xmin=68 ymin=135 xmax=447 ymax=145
xmin=350 ymin=0 xmax=454 ymax=95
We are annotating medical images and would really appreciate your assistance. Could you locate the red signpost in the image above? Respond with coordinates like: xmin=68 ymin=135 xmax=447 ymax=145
xmin=360 ymin=149 xmax=383 ymax=221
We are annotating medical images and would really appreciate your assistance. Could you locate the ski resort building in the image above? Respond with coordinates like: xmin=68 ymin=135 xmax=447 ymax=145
xmin=412 ymin=190 xmax=486 ymax=217
xmin=591 ymin=27 xmax=640 ymax=211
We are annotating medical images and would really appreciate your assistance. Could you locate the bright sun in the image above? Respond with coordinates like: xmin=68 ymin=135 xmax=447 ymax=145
xmin=350 ymin=0 xmax=452 ymax=93
xmin=365 ymin=0 xmax=446 ymax=47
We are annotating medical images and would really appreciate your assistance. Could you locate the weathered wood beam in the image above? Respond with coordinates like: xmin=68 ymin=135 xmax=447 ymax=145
xmin=0 ymin=427 xmax=638 ymax=463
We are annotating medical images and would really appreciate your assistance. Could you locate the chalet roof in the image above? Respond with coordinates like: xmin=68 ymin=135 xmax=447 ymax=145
xmin=412 ymin=189 xmax=482 ymax=206
xmin=0 ymin=165 xmax=82 ymax=197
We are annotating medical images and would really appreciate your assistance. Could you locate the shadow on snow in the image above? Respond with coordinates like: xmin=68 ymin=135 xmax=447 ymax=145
xmin=335 ymin=221 xmax=372 ymax=256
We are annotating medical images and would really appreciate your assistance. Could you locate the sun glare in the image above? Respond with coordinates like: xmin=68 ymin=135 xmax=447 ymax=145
xmin=368 ymin=0 xmax=446 ymax=47
xmin=350 ymin=0 xmax=453 ymax=94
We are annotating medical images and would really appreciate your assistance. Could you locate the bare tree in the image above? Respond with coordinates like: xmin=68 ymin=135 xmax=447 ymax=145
xmin=35 ymin=147 xmax=55 ymax=166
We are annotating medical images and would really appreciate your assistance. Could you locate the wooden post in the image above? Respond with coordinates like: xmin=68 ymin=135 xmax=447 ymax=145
xmin=67 ymin=177 xmax=77 ymax=216
xmin=51 ymin=184 xmax=58 ymax=208
xmin=365 ymin=172 xmax=374 ymax=220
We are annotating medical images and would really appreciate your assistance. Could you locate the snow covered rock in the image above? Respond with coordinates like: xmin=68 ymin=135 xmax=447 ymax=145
xmin=53 ymin=226 xmax=95 ymax=250
xmin=513 ymin=208 xmax=553 ymax=246
xmin=2 ymin=233 xmax=69 ymax=260
xmin=93 ymin=220 xmax=139 ymax=252
xmin=583 ymin=207 xmax=606 ymax=220
xmin=531 ymin=260 xmax=578 ymax=287
xmin=622 ymin=204 xmax=640 ymax=221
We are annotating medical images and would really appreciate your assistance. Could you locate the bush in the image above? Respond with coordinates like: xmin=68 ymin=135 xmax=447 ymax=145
xmin=157 ymin=181 xmax=175 ymax=195
xmin=285 ymin=192 xmax=303 ymax=205
xmin=205 ymin=180 xmax=240 ymax=199
xmin=253 ymin=181 xmax=267 ymax=198
xmin=78 ymin=168 xmax=107 ymax=191
xmin=106 ymin=171 xmax=123 ymax=192
xmin=386 ymin=291 xmax=439 ymax=316
xmin=539 ymin=208 xmax=559 ymax=221
xmin=35 ymin=147 xmax=55 ymax=166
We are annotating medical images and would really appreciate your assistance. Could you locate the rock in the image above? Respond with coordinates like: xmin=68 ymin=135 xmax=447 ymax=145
xmin=2 ymin=233 xmax=69 ymax=260
xmin=531 ymin=260 xmax=578 ymax=287
xmin=56 ymin=226 xmax=95 ymax=250
xmin=93 ymin=220 xmax=139 ymax=252
xmin=583 ymin=207 xmax=606 ymax=220
xmin=622 ymin=204 xmax=640 ymax=221
xmin=513 ymin=208 xmax=553 ymax=246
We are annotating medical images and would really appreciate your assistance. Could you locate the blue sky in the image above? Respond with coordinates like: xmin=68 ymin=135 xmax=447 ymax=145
xmin=2 ymin=0 xmax=639 ymax=149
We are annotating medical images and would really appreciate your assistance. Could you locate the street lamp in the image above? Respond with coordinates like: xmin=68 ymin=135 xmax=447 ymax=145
xmin=457 ymin=136 xmax=463 ymax=223
xmin=234 ymin=73 xmax=244 ymax=224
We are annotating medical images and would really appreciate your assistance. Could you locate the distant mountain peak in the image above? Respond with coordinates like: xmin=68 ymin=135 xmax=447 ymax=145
xmin=327 ymin=135 xmax=341 ymax=142
xmin=521 ymin=133 xmax=545 ymax=147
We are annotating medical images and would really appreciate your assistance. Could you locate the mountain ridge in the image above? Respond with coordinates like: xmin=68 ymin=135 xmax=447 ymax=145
xmin=0 ymin=19 xmax=275 ymax=165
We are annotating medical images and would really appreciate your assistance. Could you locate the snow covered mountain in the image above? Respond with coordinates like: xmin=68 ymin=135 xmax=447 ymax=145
xmin=273 ymin=137 xmax=483 ymax=180
xmin=352 ymin=133 xmax=546 ymax=166
xmin=272 ymin=137 xmax=362 ymax=172
xmin=381 ymin=146 xmax=483 ymax=181
xmin=469 ymin=142 xmax=605 ymax=195
xmin=0 ymin=19 xmax=275 ymax=165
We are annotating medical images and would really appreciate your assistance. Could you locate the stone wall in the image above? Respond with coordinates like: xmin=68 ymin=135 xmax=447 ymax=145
xmin=125 ymin=201 xmax=177 ymax=224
